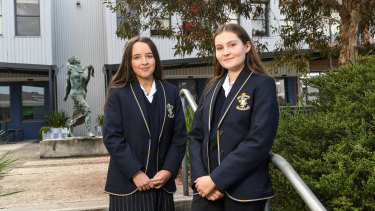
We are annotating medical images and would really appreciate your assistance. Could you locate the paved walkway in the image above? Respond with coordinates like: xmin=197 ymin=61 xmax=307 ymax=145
xmin=0 ymin=141 xmax=192 ymax=211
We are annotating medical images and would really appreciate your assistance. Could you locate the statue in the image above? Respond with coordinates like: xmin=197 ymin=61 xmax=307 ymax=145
xmin=63 ymin=56 xmax=95 ymax=137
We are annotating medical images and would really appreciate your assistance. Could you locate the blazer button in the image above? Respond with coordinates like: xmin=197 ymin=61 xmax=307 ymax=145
xmin=219 ymin=130 xmax=224 ymax=136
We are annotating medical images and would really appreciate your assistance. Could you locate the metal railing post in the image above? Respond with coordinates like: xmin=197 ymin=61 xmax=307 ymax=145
xmin=179 ymin=89 xmax=198 ymax=196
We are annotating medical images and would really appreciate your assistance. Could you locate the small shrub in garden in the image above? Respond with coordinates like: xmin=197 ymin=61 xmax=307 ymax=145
xmin=271 ymin=55 xmax=375 ymax=210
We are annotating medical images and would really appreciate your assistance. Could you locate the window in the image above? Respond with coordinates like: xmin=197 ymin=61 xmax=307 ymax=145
xmin=22 ymin=85 xmax=44 ymax=121
xmin=0 ymin=0 xmax=3 ymax=35
xmin=15 ymin=0 xmax=40 ymax=36
xmin=226 ymin=9 xmax=239 ymax=24
xmin=116 ymin=7 xmax=139 ymax=36
xmin=251 ymin=3 xmax=269 ymax=37
xmin=0 ymin=86 xmax=10 ymax=122
xmin=275 ymin=78 xmax=286 ymax=106
xmin=151 ymin=15 xmax=171 ymax=36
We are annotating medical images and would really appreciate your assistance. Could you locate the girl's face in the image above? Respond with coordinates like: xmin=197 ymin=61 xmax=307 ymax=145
xmin=131 ymin=42 xmax=156 ymax=81
xmin=214 ymin=31 xmax=251 ymax=73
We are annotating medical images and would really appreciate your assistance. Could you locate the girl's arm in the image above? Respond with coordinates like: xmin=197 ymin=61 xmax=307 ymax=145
xmin=188 ymin=97 xmax=208 ymax=182
xmin=103 ymin=88 xmax=143 ymax=179
xmin=210 ymin=76 xmax=279 ymax=192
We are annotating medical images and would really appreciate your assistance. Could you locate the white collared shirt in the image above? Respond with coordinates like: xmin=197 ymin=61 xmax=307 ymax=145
xmin=140 ymin=80 xmax=157 ymax=103
xmin=222 ymin=74 xmax=235 ymax=97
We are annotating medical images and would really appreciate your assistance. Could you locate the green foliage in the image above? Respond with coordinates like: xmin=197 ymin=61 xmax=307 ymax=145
xmin=184 ymin=105 xmax=195 ymax=169
xmin=96 ymin=114 xmax=104 ymax=127
xmin=107 ymin=1 xmax=375 ymax=68
xmin=0 ymin=151 xmax=22 ymax=197
xmin=39 ymin=126 xmax=52 ymax=140
xmin=45 ymin=110 xmax=69 ymax=128
xmin=105 ymin=0 xmax=267 ymax=58
xmin=271 ymin=55 xmax=375 ymax=210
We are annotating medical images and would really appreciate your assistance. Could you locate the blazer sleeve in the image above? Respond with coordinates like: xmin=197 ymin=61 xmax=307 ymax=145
xmin=103 ymin=88 xmax=143 ymax=179
xmin=161 ymin=88 xmax=187 ymax=178
xmin=188 ymin=97 xmax=208 ymax=182
xmin=210 ymin=76 xmax=279 ymax=192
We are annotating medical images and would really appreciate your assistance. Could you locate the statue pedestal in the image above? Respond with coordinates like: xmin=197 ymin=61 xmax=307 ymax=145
xmin=40 ymin=137 xmax=108 ymax=158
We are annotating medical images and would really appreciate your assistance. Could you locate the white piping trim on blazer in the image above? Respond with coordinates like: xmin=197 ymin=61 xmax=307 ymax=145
xmin=225 ymin=192 xmax=275 ymax=202
xmin=215 ymin=72 xmax=253 ymax=165
xmin=217 ymin=72 xmax=253 ymax=129
xmin=157 ymin=81 xmax=167 ymax=172
xmin=130 ymin=83 xmax=152 ymax=174
xmin=104 ymin=189 xmax=138 ymax=196
xmin=207 ymin=80 xmax=222 ymax=174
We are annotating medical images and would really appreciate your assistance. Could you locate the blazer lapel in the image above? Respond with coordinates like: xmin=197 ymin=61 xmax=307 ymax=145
xmin=217 ymin=67 xmax=253 ymax=128
xmin=208 ymin=77 xmax=225 ymax=132
xmin=130 ymin=79 xmax=151 ymax=137
xmin=155 ymin=80 xmax=166 ymax=141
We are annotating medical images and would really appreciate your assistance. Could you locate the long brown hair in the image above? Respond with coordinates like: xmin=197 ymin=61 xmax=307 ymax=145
xmin=104 ymin=36 xmax=163 ymax=111
xmin=204 ymin=24 xmax=270 ymax=97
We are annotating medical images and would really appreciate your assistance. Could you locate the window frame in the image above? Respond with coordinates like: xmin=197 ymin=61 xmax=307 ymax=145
xmin=0 ymin=85 xmax=11 ymax=123
xmin=150 ymin=15 xmax=171 ymax=36
xmin=21 ymin=84 xmax=45 ymax=122
xmin=116 ymin=6 xmax=140 ymax=36
xmin=251 ymin=2 xmax=269 ymax=37
xmin=14 ymin=0 xmax=41 ymax=36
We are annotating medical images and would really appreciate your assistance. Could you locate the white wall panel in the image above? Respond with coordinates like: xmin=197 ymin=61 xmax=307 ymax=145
xmin=0 ymin=0 xmax=53 ymax=64
xmin=54 ymin=0 xmax=106 ymax=136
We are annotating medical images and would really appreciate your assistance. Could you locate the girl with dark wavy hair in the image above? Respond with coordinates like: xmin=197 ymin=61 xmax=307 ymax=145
xmin=103 ymin=36 xmax=187 ymax=211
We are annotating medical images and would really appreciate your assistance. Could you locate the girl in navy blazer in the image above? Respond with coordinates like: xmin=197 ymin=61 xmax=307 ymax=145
xmin=189 ymin=24 xmax=279 ymax=211
xmin=103 ymin=36 xmax=187 ymax=211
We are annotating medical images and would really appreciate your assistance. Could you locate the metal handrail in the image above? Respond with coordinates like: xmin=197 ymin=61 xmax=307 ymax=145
xmin=179 ymin=88 xmax=326 ymax=211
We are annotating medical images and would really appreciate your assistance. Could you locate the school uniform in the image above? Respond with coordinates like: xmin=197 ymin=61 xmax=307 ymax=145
xmin=103 ymin=79 xmax=187 ymax=211
xmin=188 ymin=67 xmax=279 ymax=210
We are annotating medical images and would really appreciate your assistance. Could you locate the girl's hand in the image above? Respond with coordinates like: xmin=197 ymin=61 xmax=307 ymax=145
xmin=132 ymin=170 xmax=151 ymax=191
xmin=150 ymin=170 xmax=172 ymax=189
xmin=194 ymin=176 xmax=216 ymax=197
xmin=206 ymin=188 xmax=225 ymax=201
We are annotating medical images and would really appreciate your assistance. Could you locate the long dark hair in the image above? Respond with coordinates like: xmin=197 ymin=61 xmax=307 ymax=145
xmin=204 ymin=24 xmax=270 ymax=97
xmin=104 ymin=36 xmax=163 ymax=111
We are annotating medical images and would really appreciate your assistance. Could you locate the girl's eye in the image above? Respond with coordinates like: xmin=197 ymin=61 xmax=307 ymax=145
xmin=147 ymin=55 xmax=153 ymax=58
xmin=133 ymin=56 xmax=139 ymax=59
xmin=216 ymin=47 xmax=223 ymax=51
xmin=231 ymin=43 xmax=236 ymax=47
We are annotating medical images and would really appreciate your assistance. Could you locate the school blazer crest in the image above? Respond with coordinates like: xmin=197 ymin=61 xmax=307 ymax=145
xmin=103 ymin=79 xmax=187 ymax=196
xmin=188 ymin=67 xmax=279 ymax=201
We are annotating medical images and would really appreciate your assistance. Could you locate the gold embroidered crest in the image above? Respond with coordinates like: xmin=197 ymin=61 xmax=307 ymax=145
xmin=236 ymin=93 xmax=250 ymax=111
xmin=166 ymin=103 xmax=174 ymax=118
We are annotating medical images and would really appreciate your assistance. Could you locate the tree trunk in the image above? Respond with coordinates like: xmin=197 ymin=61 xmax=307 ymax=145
xmin=339 ymin=0 xmax=361 ymax=65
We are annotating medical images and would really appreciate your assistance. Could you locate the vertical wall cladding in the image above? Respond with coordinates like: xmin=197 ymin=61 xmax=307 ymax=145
xmin=54 ymin=0 xmax=106 ymax=136
xmin=0 ymin=0 xmax=53 ymax=64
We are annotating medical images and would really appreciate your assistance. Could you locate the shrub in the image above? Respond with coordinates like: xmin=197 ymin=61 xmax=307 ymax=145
xmin=96 ymin=114 xmax=104 ymax=127
xmin=39 ymin=126 xmax=52 ymax=140
xmin=45 ymin=110 xmax=69 ymax=128
xmin=271 ymin=55 xmax=375 ymax=210
xmin=0 ymin=151 xmax=22 ymax=197
xmin=184 ymin=105 xmax=194 ymax=169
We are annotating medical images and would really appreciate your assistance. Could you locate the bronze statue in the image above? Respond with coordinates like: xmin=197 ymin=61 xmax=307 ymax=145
xmin=63 ymin=56 xmax=95 ymax=137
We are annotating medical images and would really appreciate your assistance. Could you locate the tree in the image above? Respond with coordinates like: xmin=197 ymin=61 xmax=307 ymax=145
xmin=107 ymin=0 xmax=375 ymax=67
xmin=277 ymin=0 xmax=375 ymax=67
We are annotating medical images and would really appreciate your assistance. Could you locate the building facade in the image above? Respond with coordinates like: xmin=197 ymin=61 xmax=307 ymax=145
xmin=0 ymin=0 xmax=305 ymax=140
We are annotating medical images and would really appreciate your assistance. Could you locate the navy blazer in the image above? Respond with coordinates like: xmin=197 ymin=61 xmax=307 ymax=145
xmin=189 ymin=67 xmax=279 ymax=202
xmin=103 ymin=79 xmax=187 ymax=196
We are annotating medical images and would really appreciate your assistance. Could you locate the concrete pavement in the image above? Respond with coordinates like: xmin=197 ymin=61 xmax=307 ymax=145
xmin=0 ymin=141 xmax=192 ymax=211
